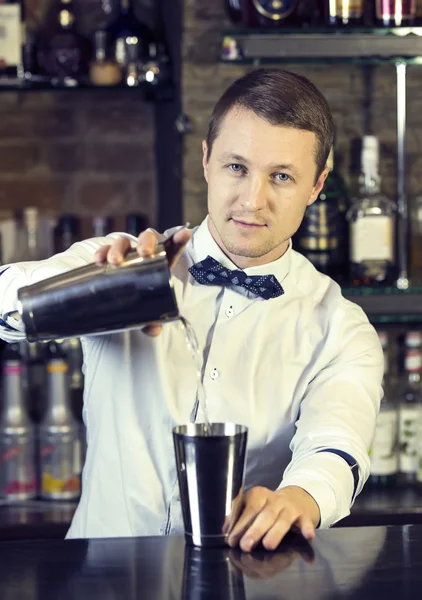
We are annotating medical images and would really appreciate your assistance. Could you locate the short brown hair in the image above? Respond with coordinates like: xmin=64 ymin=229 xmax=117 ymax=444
xmin=206 ymin=68 xmax=334 ymax=179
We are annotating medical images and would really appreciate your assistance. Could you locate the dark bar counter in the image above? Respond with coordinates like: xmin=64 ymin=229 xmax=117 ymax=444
xmin=0 ymin=524 xmax=421 ymax=599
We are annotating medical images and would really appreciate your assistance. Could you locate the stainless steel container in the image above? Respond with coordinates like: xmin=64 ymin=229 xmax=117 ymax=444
xmin=17 ymin=238 xmax=179 ymax=342
xmin=173 ymin=423 xmax=248 ymax=548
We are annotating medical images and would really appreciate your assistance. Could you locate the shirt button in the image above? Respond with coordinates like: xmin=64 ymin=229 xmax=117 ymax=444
xmin=210 ymin=368 xmax=219 ymax=380
xmin=225 ymin=306 xmax=234 ymax=318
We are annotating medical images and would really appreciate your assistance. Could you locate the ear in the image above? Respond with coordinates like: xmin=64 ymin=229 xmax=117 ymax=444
xmin=202 ymin=140 xmax=209 ymax=183
xmin=307 ymin=167 xmax=330 ymax=207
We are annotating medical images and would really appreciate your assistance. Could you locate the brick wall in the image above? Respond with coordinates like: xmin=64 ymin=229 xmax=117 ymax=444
xmin=0 ymin=0 xmax=156 ymax=227
xmin=182 ymin=0 xmax=422 ymax=227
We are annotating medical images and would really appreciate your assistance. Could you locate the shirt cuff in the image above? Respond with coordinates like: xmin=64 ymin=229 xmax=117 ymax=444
xmin=276 ymin=451 xmax=355 ymax=529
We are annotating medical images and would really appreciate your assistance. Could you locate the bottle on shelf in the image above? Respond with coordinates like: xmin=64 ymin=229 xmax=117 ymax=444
xmin=89 ymin=29 xmax=122 ymax=87
xmin=106 ymin=0 xmax=153 ymax=87
xmin=54 ymin=214 xmax=81 ymax=254
xmin=125 ymin=213 xmax=149 ymax=238
xmin=375 ymin=0 xmax=416 ymax=26
xmin=240 ymin=0 xmax=304 ymax=28
xmin=38 ymin=342 xmax=83 ymax=501
xmin=0 ymin=0 xmax=25 ymax=84
xmin=0 ymin=343 xmax=37 ymax=501
xmin=225 ymin=0 xmax=243 ymax=23
xmin=12 ymin=207 xmax=54 ymax=262
xmin=346 ymin=136 xmax=396 ymax=287
xmin=325 ymin=0 xmax=364 ymax=26
xmin=294 ymin=146 xmax=349 ymax=282
xmin=410 ymin=195 xmax=422 ymax=285
xmin=36 ymin=0 xmax=91 ymax=87
xmin=92 ymin=216 xmax=114 ymax=238
xmin=398 ymin=346 xmax=422 ymax=485
xmin=369 ymin=331 xmax=398 ymax=488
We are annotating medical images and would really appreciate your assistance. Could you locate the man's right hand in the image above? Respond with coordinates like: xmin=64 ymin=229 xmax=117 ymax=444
xmin=94 ymin=227 xmax=191 ymax=337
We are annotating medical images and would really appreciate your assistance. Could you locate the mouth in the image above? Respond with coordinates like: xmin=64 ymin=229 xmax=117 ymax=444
xmin=231 ymin=219 xmax=267 ymax=230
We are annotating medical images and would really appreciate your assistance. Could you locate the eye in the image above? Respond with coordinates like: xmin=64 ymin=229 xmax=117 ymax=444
xmin=228 ymin=163 xmax=246 ymax=174
xmin=273 ymin=172 xmax=292 ymax=182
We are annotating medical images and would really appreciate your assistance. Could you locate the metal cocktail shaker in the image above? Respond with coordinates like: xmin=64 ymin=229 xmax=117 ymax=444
xmin=17 ymin=236 xmax=180 ymax=342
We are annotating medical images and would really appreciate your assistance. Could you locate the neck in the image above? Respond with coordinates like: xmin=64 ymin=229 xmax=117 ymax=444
xmin=207 ymin=217 xmax=289 ymax=269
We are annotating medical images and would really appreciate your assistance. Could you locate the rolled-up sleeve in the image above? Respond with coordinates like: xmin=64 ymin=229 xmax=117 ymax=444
xmin=277 ymin=303 xmax=384 ymax=528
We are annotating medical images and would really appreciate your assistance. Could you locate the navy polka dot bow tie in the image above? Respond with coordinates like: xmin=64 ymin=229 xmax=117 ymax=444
xmin=188 ymin=256 xmax=284 ymax=300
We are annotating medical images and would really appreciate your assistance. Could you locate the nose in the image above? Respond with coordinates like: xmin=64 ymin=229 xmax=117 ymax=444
xmin=242 ymin=175 xmax=268 ymax=211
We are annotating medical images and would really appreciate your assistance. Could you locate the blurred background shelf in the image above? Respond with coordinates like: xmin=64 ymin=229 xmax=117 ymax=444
xmin=342 ymin=286 xmax=422 ymax=323
xmin=221 ymin=27 xmax=422 ymax=64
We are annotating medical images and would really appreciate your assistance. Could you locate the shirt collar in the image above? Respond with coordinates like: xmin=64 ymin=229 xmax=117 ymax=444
xmin=190 ymin=216 xmax=292 ymax=285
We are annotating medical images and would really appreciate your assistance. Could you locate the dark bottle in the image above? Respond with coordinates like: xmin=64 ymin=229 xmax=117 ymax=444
xmin=54 ymin=215 xmax=81 ymax=254
xmin=225 ymin=0 xmax=243 ymax=23
xmin=325 ymin=0 xmax=364 ymax=26
xmin=36 ymin=0 xmax=91 ymax=86
xmin=376 ymin=0 xmax=416 ymax=26
xmin=294 ymin=147 xmax=349 ymax=282
xmin=125 ymin=213 xmax=149 ymax=237
xmin=107 ymin=0 xmax=153 ymax=86
xmin=369 ymin=331 xmax=398 ymax=489
xmin=241 ymin=0 xmax=303 ymax=27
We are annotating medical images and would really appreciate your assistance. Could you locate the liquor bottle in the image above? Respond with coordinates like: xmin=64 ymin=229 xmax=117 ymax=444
xmin=294 ymin=147 xmax=349 ymax=282
xmin=142 ymin=42 xmax=171 ymax=88
xmin=0 ymin=0 xmax=24 ymax=83
xmin=369 ymin=331 xmax=398 ymax=488
xmin=346 ymin=136 xmax=396 ymax=286
xmin=126 ymin=213 xmax=149 ymax=237
xmin=225 ymin=0 xmax=243 ymax=23
xmin=376 ymin=0 xmax=416 ymax=26
xmin=410 ymin=195 xmax=422 ymax=285
xmin=89 ymin=30 xmax=122 ymax=87
xmin=0 ymin=343 xmax=37 ymax=500
xmin=107 ymin=0 xmax=152 ymax=86
xmin=36 ymin=0 xmax=91 ymax=86
xmin=92 ymin=216 xmax=114 ymax=238
xmin=241 ymin=0 xmax=304 ymax=27
xmin=54 ymin=214 xmax=81 ymax=254
xmin=38 ymin=342 xmax=82 ymax=500
xmin=326 ymin=0 xmax=364 ymax=25
xmin=398 ymin=347 xmax=422 ymax=485
xmin=12 ymin=207 xmax=53 ymax=262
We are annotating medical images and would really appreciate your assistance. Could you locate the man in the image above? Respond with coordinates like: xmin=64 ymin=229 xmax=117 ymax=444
xmin=0 ymin=69 xmax=383 ymax=552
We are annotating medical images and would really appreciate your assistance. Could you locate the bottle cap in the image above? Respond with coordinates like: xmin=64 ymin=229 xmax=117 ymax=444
xmin=405 ymin=331 xmax=422 ymax=348
xmin=405 ymin=349 xmax=422 ymax=372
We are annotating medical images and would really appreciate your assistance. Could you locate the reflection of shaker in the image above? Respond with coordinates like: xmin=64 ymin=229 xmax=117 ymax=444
xmin=0 ymin=344 xmax=37 ymax=501
xmin=39 ymin=342 xmax=82 ymax=500
xmin=182 ymin=546 xmax=246 ymax=600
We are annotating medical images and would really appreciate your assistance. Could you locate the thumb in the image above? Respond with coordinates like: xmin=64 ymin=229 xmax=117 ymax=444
xmin=142 ymin=323 xmax=163 ymax=337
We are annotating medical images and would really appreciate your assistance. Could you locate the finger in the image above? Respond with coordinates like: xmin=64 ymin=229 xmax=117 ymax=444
xmin=137 ymin=230 xmax=158 ymax=257
xmin=167 ymin=229 xmax=192 ymax=269
xmin=261 ymin=510 xmax=299 ymax=552
xmin=295 ymin=514 xmax=316 ymax=541
xmin=239 ymin=504 xmax=284 ymax=552
xmin=94 ymin=245 xmax=111 ymax=265
xmin=106 ymin=237 xmax=131 ymax=265
xmin=141 ymin=324 xmax=163 ymax=337
xmin=228 ymin=494 xmax=267 ymax=548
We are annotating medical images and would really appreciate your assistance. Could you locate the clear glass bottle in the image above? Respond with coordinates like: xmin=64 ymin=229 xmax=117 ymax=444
xmin=369 ymin=331 xmax=398 ymax=488
xmin=326 ymin=0 xmax=364 ymax=26
xmin=38 ymin=342 xmax=82 ymax=500
xmin=12 ymin=207 xmax=54 ymax=262
xmin=294 ymin=146 xmax=349 ymax=283
xmin=398 ymin=347 xmax=422 ymax=485
xmin=0 ymin=0 xmax=25 ymax=83
xmin=0 ymin=343 xmax=37 ymax=501
xmin=89 ymin=30 xmax=121 ymax=87
xmin=347 ymin=136 xmax=396 ymax=286
xmin=376 ymin=0 xmax=416 ymax=26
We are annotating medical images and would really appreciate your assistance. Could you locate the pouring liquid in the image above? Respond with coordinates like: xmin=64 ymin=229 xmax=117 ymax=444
xmin=179 ymin=317 xmax=211 ymax=435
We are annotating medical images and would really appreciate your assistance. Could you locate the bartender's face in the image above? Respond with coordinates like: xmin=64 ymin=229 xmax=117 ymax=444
xmin=202 ymin=107 xmax=329 ymax=268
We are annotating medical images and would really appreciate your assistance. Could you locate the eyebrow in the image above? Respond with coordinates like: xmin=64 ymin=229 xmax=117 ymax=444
xmin=218 ymin=153 xmax=299 ymax=174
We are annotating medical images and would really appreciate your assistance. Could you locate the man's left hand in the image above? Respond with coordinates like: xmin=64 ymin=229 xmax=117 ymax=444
xmin=227 ymin=485 xmax=320 ymax=552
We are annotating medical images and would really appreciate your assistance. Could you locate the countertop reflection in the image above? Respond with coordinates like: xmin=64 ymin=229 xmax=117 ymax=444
xmin=2 ymin=524 xmax=422 ymax=599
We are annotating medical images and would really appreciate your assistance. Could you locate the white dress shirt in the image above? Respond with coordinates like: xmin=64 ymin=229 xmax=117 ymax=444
xmin=0 ymin=217 xmax=383 ymax=538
